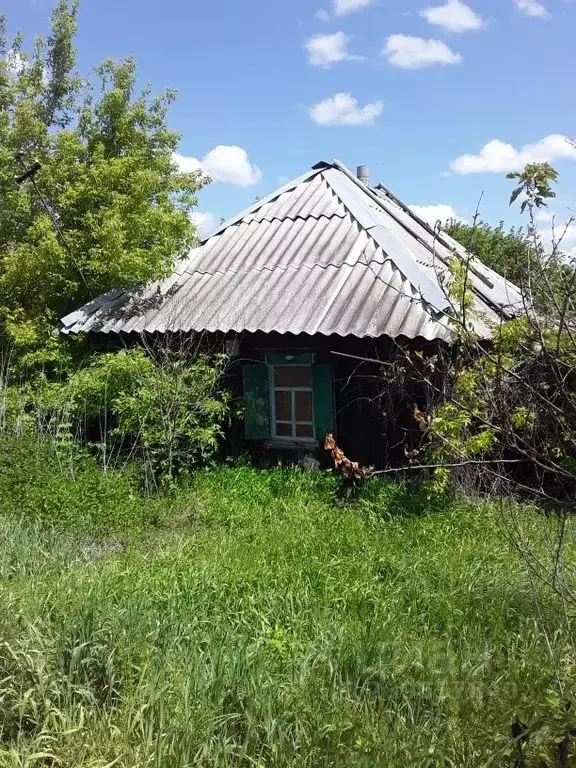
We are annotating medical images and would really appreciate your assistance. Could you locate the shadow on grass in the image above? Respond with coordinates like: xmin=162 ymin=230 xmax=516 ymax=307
xmin=335 ymin=475 xmax=448 ymax=520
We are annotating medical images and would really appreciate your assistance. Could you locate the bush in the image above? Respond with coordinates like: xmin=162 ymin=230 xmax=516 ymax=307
xmin=0 ymin=435 xmax=152 ymax=531
xmin=5 ymin=342 xmax=232 ymax=489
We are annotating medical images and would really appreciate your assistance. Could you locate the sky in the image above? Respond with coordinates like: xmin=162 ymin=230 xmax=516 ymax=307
xmin=4 ymin=0 xmax=576 ymax=249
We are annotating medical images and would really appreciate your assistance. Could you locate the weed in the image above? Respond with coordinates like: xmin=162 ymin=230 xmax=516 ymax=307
xmin=0 ymin=458 xmax=575 ymax=765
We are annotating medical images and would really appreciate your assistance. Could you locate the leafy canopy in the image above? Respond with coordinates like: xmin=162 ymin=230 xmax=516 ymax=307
xmin=0 ymin=1 xmax=206 ymax=365
xmin=421 ymin=164 xmax=576 ymax=499
xmin=507 ymin=162 xmax=558 ymax=212
xmin=445 ymin=220 xmax=535 ymax=290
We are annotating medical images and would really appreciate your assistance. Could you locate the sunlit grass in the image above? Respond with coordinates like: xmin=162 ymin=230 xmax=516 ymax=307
xmin=1 ymin=458 xmax=574 ymax=766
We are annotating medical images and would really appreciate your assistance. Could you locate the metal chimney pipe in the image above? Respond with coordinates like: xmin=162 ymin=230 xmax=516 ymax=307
xmin=357 ymin=165 xmax=369 ymax=185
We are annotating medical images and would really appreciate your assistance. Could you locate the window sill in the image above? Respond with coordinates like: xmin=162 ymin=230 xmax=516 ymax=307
xmin=266 ymin=437 xmax=317 ymax=450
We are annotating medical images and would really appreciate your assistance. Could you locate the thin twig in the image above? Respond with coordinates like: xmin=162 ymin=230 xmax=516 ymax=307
xmin=371 ymin=459 xmax=524 ymax=476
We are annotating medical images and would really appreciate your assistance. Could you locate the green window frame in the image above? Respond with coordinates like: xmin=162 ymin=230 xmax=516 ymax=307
xmin=243 ymin=363 xmax=270 ymax=440
xmin=243 ymin=355 xmax=334 ymax=443
xmin=269 ymin=363 xmax=315 ymax=441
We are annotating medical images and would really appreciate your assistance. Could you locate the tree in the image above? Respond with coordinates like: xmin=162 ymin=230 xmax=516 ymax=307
xmin=0 ymin=1 xmax=206 ymax=371
xmin=445 ymin=219 xmax=535 ymax=289
xmin=363 ymin=164 xmax=576 ymax=760
xmin=446 ymin=218 xmax=572 ymax=315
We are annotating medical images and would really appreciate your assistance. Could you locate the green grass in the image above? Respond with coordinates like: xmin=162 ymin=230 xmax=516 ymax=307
xmin=0 ymin=445 xmax=575 ymax=766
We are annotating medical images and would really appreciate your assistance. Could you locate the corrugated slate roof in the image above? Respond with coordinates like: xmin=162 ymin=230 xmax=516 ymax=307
xmin=59 ymin=160 xmax=523 ymax=342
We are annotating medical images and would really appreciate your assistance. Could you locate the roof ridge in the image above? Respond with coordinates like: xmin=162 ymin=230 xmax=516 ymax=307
xmin=201 ymin=165 xmax=326 ymax=243
xmin=328 ymin=160 xmax=522 ymax=317
xmin=372 ymin=185 xmax=496 ymax=292
xmin=330 ymin=160 xmax=458 ymax=271
xmin=320 ymin=164 xmax=451 ymax=312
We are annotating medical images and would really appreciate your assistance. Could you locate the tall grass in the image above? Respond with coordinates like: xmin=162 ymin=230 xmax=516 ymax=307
xmin=0 ymin=444 xmax=575 ymax=766
xmin=0 ymin=435 xmax=176 ymax=532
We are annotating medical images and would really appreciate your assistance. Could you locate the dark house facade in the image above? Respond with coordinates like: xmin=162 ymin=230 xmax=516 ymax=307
xmin=225 ymin=332 xmax=438 ymax=469
xmin=60 ymin=160 xmax=523 ymax=467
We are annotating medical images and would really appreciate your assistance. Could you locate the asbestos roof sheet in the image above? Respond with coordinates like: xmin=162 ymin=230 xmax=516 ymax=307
xmin=59 ymin=160 xmax=523 ymax=342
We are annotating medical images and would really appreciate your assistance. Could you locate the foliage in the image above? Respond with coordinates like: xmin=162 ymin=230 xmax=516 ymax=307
xmin=0 ymin=434 xmax=155 ymax=531
xmin=396 ymin=163 xmax=576 ymax=723
xmin=421 ymin=165 xmax=576 ymax=495
xmin=445 ymin=168 xmax=570 ymax=316
xmin=75 ymin=345 xmax=229 ymax=485
xmin=9 ymin=342 xmax=232 ymax=487
xmin=112 ymin=353 xmax=229 ymax=484
xmin=1 ymin=463 xmax=575 ymax=765
xmin=445 ymin=219 xmax=535 ymax=289
xmin=0 ymin=1 xmax=205 ymax=370
xmin=507 ymin=161 xmax=558 ymax=212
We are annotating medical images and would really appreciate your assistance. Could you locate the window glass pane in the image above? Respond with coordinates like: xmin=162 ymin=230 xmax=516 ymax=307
xmin=295 ymin=391 xmax=313 ymax=422
xmin=274 ymin=366 xmax=312 ymax=388
xmin=275 ymin=422 xmax=292 ymax=437
xmin=296 ymin=423 xmax=314 ymax=438
xmin=275 ymin=390 xmax=292 ymax=421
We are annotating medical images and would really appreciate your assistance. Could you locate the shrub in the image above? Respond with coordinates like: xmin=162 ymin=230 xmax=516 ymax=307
xmin=0 ymin=434 xmax=151 ymax=531
xmin=5 ymin=341 xmax=232 ymax=489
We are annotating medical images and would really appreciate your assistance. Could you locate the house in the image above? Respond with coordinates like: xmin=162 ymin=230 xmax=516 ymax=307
xmin=59 ymin=160 xmax=523 ymax=468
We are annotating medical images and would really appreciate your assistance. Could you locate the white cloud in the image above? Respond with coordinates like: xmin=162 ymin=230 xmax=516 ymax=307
xmin=316 ymin=8 xmax=331 ymax=20
xmin=383 ymin=35 xmax=462 ymax=68
xmin=190 ymin=211 xmax=216 ymax=238
xmin=514 ymin=0 xmax=549 ymax=17
xmin=410 ymin=204 xmax=465 ymax=226
xmin=420 ymin=0 xmax=485 ymax=32
xmin=172 ymin=153 xmax=203 ymax=174
xmin=5 ymin=49 xmax=48 ymax=85
xmin=449 ymin=135 xmax=576 ymax=174
xmin=304 ymin=32 xmax=362 ymax=67
xmin=538 ymin=217 xmax=576 ymax=256
xmin=535 ymin=209 xmax=555 ymax=223
xmin=332 ymin=0 xmax=374 ymax=15
xmin=310 ymin=92 xmax=383 ymax=126
xmin=173 ymin=145 xmax=262 ymax=186
xmin=6 ymin=49 xmax=26 ymax=78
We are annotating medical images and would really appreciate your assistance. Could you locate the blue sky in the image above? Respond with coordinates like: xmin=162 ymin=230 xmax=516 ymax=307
xmin=5 ymin=0 xmax=576 ymax=246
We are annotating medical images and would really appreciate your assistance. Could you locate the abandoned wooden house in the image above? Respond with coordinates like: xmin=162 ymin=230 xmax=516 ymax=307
xmin=59 ymin=160 xmax=523 ymax=467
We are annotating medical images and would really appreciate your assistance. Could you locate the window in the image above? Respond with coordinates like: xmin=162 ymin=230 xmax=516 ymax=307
xmin=242 ymin=355 xmax=334 ymax=443
xmin=270 ymin=364 xmax=315 ymax=440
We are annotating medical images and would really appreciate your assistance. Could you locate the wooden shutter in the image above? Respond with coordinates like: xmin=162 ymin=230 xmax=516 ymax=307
xmin=243 ymin=364 xmax=271 ymax=439
xmin=312 ymin=364 xmax=335 ymax=442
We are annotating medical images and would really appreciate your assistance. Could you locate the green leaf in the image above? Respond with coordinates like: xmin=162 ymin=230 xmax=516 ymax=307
xmin=509 ymin=187 xmax=522 ymax=206
xmin=0 ymin=5 xmax=206 ymax=372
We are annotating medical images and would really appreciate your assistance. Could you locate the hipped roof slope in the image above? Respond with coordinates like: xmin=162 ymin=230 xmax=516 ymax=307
xmin=59 ymin=159 xmax=523 ymax=341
